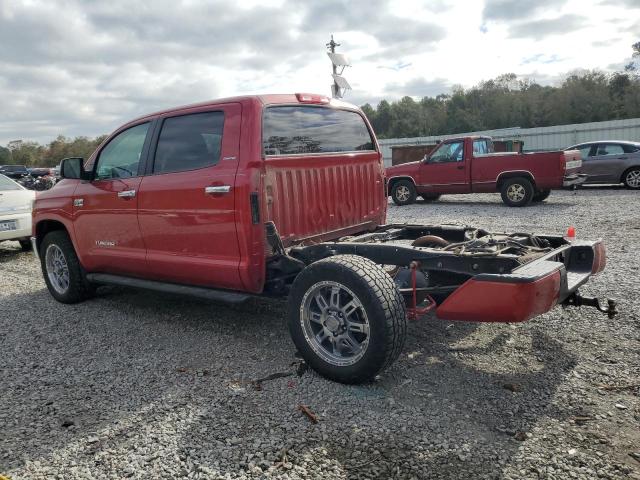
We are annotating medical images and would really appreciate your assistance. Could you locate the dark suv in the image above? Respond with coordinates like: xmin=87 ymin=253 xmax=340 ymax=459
xmin=0 ymin=165 xmax=29 ymax=179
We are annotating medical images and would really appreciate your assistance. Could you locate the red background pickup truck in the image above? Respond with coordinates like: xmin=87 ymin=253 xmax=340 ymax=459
xmin=386 ymin=136 xmax=585 ymax=206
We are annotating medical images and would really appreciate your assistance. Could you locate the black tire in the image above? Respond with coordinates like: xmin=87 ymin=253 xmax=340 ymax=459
xmin=622 ymin=167 xmax=640 ymax=189
xmin=40 ymin=230 xmax=95 ymax=304
xmin=391 ymin=180 xmax=417 ymax=206
xmin=532 ymin=189 xmax=551 ymax=202
xmin=500 ymin=177 xmax=534 ymax=207
xmin=288 ymin=255 xmax=407 ymax=384
xmin=18 ymin=239 xmax=32 ymax=251
xmin=420 ymin=194 xmax=441 ymax=202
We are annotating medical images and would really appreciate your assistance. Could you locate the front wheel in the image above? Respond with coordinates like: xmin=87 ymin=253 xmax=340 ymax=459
xmin=500 ymin=177 xmax=534 ymax=207
xmin=40 ymin=231 xmax=95 ymax=304
xmin=622 ymin=168 xmax=640 ymax=189
xmin=532 ymin=189 xmax=551 ymax=202
xmin=391 ymin=180 xmax=417 ymax=206
xmin=288 ymin=255 xmax=407 ymax=384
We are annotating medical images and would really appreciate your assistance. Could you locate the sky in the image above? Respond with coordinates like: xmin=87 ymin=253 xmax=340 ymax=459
xmin=0 ymin=0 xmax=638 ymax=145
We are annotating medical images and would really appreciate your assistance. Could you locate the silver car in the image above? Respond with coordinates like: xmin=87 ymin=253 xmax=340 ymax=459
xmin=565 ymin=141 xmax=640 ymax=189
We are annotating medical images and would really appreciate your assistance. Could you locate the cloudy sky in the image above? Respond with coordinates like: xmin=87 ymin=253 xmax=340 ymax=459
xmin=0 ymin=0 xmax=638 ymax=145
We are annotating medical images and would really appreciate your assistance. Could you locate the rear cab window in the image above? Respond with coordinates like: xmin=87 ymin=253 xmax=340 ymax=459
xmin=262 ymin=106 xmax=375 ymax=156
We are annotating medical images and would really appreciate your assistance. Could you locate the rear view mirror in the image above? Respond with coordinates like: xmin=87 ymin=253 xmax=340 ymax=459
xmin=61 ymin=157 xmax=90 ymax=180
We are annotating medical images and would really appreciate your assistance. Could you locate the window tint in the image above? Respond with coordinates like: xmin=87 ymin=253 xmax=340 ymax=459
xmin=0 ymin=174 xmax=21 ymax=191
xmin=263 ymin=106 xmax=374 ymax=155
xmin=95 ymin=123 xmax=150 ymax=180
xmin=595 ymin=143 xmax=624 ymax=156
xmin=623 ymin=144 xmax=640 ymax=153
xmin=429 ymin=141 xmax=464 ymax=163
xmin=473 ymin=139 xmax=488 ymax=155
xmin=153 ymin=112 xmax=224 ymax=174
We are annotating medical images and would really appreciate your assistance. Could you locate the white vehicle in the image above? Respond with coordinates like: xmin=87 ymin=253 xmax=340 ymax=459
xmin=0 ymin=174 xmax=35 ymax=250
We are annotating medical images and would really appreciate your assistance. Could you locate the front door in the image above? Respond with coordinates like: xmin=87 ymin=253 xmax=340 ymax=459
xmin=586 ymin=143 xmax=628 ymax=183
xmin=418 ymin=140 xmax=470 ymax=193
xmin=137 ymin=104 xmax=243 ymax=290
xmin=72 ymin=122 xmax=151 ymax=275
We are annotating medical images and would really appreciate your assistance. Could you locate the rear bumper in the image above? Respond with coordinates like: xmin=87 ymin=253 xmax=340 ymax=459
xmin=0 ymin=212 xmax=32 ymax=242
xmin=436 ymin=239 xmax=606 ymax=322
xmin=563 ymin=173 xmax=587 ymax=187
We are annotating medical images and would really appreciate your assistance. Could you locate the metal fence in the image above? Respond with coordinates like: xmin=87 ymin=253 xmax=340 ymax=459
xmin=378 ymin=117 xmax=640 ymax=167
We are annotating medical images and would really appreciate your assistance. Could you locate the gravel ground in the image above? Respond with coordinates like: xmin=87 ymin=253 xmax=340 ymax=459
xmin=1 ymin=187 xmax=639 ymax=480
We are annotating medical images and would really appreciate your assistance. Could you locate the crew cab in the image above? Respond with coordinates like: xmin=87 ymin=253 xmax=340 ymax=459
xmin=386 ymin=136 xmax=585 ymax=207
xmin=32 ymin=95 xmax=613 ymax=384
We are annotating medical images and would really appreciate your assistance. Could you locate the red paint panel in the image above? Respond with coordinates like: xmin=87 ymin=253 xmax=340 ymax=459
xmin=264 ymin=152 xmax=386 ymax=245
xmin=436 ymin=271 xmax=562 ymax=323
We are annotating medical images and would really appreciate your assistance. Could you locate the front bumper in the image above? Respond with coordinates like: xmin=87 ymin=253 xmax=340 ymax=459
xmin=563 ymin=173 xmax=587 ymax=188
xmin=436 ymin=239 xmax=607 ymax=322
xmin=0 ymin=212 xmax=32 ymax=242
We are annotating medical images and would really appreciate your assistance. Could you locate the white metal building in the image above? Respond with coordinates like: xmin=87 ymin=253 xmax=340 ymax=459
xmin=378 ymin=117 xmax=640 ymax=167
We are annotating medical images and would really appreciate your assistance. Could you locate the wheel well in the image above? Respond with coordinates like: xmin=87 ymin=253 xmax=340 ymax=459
xmin=35 ymin=220 xmax=68 ymax=254
xmin=387 ymin=176 xmax=416 ymax=194
xmin=496 ymin=172 xmax=536 ymax=190
xmin=620 ymin=166 xmax=640 ymax=183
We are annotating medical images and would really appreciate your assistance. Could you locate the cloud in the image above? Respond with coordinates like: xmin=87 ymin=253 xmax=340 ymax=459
xmin=384 ymin=77 xmax=451 ymax=99
xmin=508 ymin=14 xmax=590 ymax=40
xmin=483 ymin=0 xmax=567 ymax=21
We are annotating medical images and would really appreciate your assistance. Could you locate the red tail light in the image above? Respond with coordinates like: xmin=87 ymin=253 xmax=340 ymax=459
xmin=295 ymin=93 xmax=330 ymax=104
xmin=592 ymin=241 xmax=606 ymax=275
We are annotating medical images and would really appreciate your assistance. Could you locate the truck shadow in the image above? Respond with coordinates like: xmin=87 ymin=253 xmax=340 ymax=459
xmin=0 ymin=287 xmax=576 ymax=479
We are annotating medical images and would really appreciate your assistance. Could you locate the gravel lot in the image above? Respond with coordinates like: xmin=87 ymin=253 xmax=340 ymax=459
xmin=1 ymin=188 xmax=639 ymax=480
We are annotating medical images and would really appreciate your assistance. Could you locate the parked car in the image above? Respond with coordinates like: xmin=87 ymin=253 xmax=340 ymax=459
xmin=0 ymin=174 xmax=35 ymax=250
xmin=28 ymin=167 xmax=55 ymax=177
xmin=32 ymin=94 xmax=612 ymax=383
xmin=0 ymin=164 xmax=29 ymax=179
xmin=386 ymin=136 xmax=585 ymax=207
xmin=564 ymin=141 xmax=640 ymax=189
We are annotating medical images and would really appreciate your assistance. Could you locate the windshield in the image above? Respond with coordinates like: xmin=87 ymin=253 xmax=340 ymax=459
xmin=0 ymin=174 xmax=23 ymax=191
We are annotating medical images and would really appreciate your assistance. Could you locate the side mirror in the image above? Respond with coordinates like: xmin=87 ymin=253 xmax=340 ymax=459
xmin=60 ymin=157 xmax=90 ymax=180
xmin=422 ymin=154 xmax=430 ymax=163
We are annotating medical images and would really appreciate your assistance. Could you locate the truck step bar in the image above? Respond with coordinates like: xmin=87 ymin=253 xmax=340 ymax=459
xmin=86 ymin=273 xmax=251 ymax=304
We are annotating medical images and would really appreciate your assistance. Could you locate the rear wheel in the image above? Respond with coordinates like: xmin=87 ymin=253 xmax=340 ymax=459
xmin=40 ymin=231 xmax=95 ymax=304
xmin=622 ymin=168 xmax=640 ymax=189
xmin=532 ymin=189 xmax=551 ymax=202
xmin=391 ymin=180 xmax=417 ymax=206
xmin=500 ymin=177 xmax=534 ymax=207
xmin=288 ymin=255 xmax=406 ymax=384
xmin=420 ymin=194 xmax=441 ymax=202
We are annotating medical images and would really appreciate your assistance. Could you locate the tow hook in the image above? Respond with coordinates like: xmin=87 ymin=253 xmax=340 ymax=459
xmin=564 ymin=293 xmax=618 ymax=319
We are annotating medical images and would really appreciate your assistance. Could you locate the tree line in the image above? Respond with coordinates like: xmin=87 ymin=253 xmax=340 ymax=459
xmin=2 ymin=43 xmax=639 ymax=167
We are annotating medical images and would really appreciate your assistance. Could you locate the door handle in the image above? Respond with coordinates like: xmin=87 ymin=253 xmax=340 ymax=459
xmin=117 ymin=190 xmax=136 ymax=198
xmin=618 ymin=156 xmax=628 ymax=160
xmin=205 ymin=185 xmax=231 ymax=194
xmin=456 ymin=165 xmax=464 ymax=170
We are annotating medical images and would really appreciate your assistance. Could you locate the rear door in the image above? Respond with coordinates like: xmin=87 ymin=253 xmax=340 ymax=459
xmin=418 ymin=140 xmax=470 ymax=193
xmin=586 ymin=143 xmax=628 ymax=182
xmin=72 ymin=122 xmax=152 ymax=275
xmin=137 ymin=104 xmax=243 ymax=289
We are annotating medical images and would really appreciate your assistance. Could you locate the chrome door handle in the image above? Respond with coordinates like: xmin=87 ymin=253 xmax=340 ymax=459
xmin=205 ymin=185 xmax=231 ymax=194
xmin=117 ymin=190 xmax=136 ymax=198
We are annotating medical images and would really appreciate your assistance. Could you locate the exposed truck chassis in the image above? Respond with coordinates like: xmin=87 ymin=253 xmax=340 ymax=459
xmin=265 ymin=223 xmax=615 ymax=323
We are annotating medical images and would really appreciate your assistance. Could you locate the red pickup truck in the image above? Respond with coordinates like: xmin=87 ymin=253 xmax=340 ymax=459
xmin=386 ymin=136 xmax=585 ymax=206
xmin=32 ymin=94 xmax=613 ymax=384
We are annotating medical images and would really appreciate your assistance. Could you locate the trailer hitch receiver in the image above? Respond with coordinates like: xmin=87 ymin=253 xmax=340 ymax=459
xmin=563 ymin=293 xmax=618 ymax=319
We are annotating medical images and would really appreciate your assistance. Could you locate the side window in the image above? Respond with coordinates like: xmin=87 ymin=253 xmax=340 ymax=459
xmin=95 ymin=123 xmax=150 ymax=180
xmin=595 ymin=143 xmax=624 ymax=156
xmin=577 ymin=145 xmax=592 ymax=161
xmin=473 ymin=139 xmax=488 ymax=155
xmin=430 ymin=141 xmax=464 ymax=163
xmin=153 ymin=111 xmax=224 ymax=174
xmin=263 ymin=106 xmax=374 ymax=155
xmin=623 ymin=144 xmax=640 ymax=153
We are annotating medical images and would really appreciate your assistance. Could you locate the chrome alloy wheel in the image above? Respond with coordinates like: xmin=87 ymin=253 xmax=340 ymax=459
xmin=300 ymin=281 xmax=370 ymax=366
xmin=626 ymin=169 xmax=640 ymax=188
xmin=45 ymin=244 xmax=70 ymax=294
xmin=395 ymin=185 xmax=411 ymax=202
xmin=506 ymin=183 xmax=526 ymax=202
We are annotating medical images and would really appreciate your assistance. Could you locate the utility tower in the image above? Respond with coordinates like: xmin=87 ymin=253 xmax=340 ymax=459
xmin=326 ymin=35 xmax=351 ymax=98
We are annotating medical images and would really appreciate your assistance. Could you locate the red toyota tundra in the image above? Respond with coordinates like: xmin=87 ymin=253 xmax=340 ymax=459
xmin=32 ymin=94 xmax=614 ymax=383
xmin=386 ymin=136 xmax=585 ymax=207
